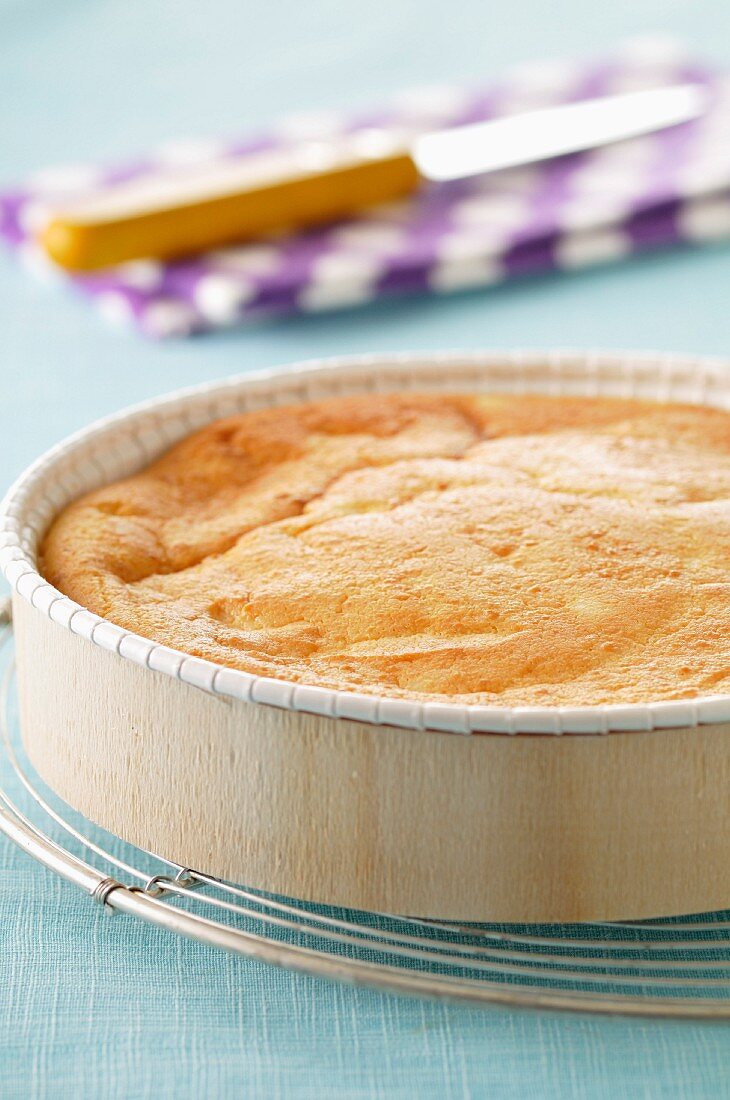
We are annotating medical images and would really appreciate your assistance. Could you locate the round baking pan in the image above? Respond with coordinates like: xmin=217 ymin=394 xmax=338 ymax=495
xmin=2 ymin=349 xmax=730 ymax=921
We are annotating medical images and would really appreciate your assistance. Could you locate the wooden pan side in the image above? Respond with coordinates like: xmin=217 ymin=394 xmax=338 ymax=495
xmin=13 ymin=596 xmax=730 ymax=922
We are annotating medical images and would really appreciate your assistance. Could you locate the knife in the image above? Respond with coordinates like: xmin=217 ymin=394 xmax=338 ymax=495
xmin=39 ymin=83 xmax=706 ymax=272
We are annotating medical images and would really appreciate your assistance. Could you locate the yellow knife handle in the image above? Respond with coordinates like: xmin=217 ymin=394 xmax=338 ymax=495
xmin=40 ymin=147 xmax=421 ymax=272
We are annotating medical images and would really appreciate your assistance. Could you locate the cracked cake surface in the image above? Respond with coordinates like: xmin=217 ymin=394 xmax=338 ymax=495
xmin=41 ymin=391 xmax=730 ymax=706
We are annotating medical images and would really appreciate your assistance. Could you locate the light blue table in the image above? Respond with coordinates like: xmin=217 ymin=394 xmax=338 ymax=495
xmin=3 ymin=2 xmax=730 ymax=1096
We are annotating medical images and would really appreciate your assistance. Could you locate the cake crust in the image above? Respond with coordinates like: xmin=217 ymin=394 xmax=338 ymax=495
xmin=41 ymin=392 xmax=730 ymax=706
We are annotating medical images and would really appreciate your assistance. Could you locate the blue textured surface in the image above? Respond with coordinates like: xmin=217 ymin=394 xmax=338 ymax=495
xmin=3 ymin=1 xmax=730 ymax=1096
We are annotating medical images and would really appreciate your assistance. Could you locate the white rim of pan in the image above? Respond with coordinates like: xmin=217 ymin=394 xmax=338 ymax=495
xmin=2 ymin=348 xmax=730 ymax=736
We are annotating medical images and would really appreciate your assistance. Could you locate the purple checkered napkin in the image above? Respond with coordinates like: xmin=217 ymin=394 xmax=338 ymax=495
xmin=2 ymin=38 xmax=730 ymax=338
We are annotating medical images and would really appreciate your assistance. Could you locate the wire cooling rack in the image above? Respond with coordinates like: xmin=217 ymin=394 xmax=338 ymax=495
xmin=2 ymin=599 xmax=730 ymax=1019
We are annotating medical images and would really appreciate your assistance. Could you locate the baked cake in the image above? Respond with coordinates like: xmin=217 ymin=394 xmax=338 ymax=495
xmin=41 ymin=392 xmax=730 ymax=706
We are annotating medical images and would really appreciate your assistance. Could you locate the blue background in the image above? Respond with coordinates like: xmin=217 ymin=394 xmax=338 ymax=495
xmin=2 ymin=1 xmax=730 ymax=1096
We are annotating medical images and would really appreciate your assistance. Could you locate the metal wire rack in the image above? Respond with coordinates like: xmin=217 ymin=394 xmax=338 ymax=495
xmin=2 ymin=599 xmax=730 ymax=1019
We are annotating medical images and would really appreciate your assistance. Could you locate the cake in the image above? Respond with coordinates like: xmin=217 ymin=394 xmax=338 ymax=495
xmin=41 ymin=392 xmax=730 ymax=707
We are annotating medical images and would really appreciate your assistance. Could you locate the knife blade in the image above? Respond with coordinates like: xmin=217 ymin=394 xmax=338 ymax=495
xmin=40 ymin=82 xmax=707 ymax=272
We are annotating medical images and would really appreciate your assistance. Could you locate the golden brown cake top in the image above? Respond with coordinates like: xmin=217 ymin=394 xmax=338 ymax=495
xmin=41 ymin=392 xmax=730 ymax=707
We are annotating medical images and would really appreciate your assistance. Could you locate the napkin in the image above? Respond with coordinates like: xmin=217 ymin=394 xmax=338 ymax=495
xmin=2 ymin=37 xmax=729 ymax=338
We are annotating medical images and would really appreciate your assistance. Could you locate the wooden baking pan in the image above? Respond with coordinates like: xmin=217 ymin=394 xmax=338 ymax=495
xmin=3 ymin=350 xmax=730 ymax=921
